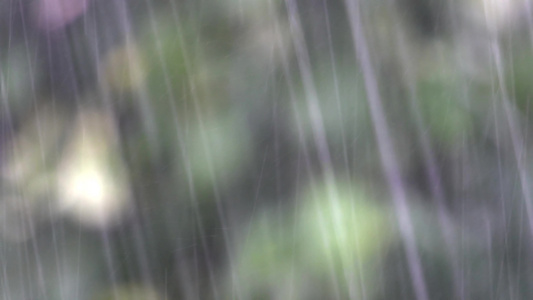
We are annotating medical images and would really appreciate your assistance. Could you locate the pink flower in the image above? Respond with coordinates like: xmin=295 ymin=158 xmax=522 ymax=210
xmin=33 ymin=0 xmax=91 ymax=31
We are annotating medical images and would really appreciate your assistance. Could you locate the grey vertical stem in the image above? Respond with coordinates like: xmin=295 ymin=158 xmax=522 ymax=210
xmin=490 ymin=39 xmax=533 ymax=247
xmin=343 ymin=1 xmax=429 ymax=300
xmin=395 ymin=29 xmax=464 ymax=300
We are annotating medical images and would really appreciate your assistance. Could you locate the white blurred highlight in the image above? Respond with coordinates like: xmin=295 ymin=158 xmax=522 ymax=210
xmin=56 ymin=109 xmax=131 ymax=229
xmin=465 ymin=0 xmax=527 ymax=32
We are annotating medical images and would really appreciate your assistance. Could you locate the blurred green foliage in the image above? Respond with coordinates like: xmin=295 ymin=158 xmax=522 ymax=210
xmin=230 ymin=178 xmax=390 ymax=299
xmin=2 ymin=0 xmax=533 ymax=299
